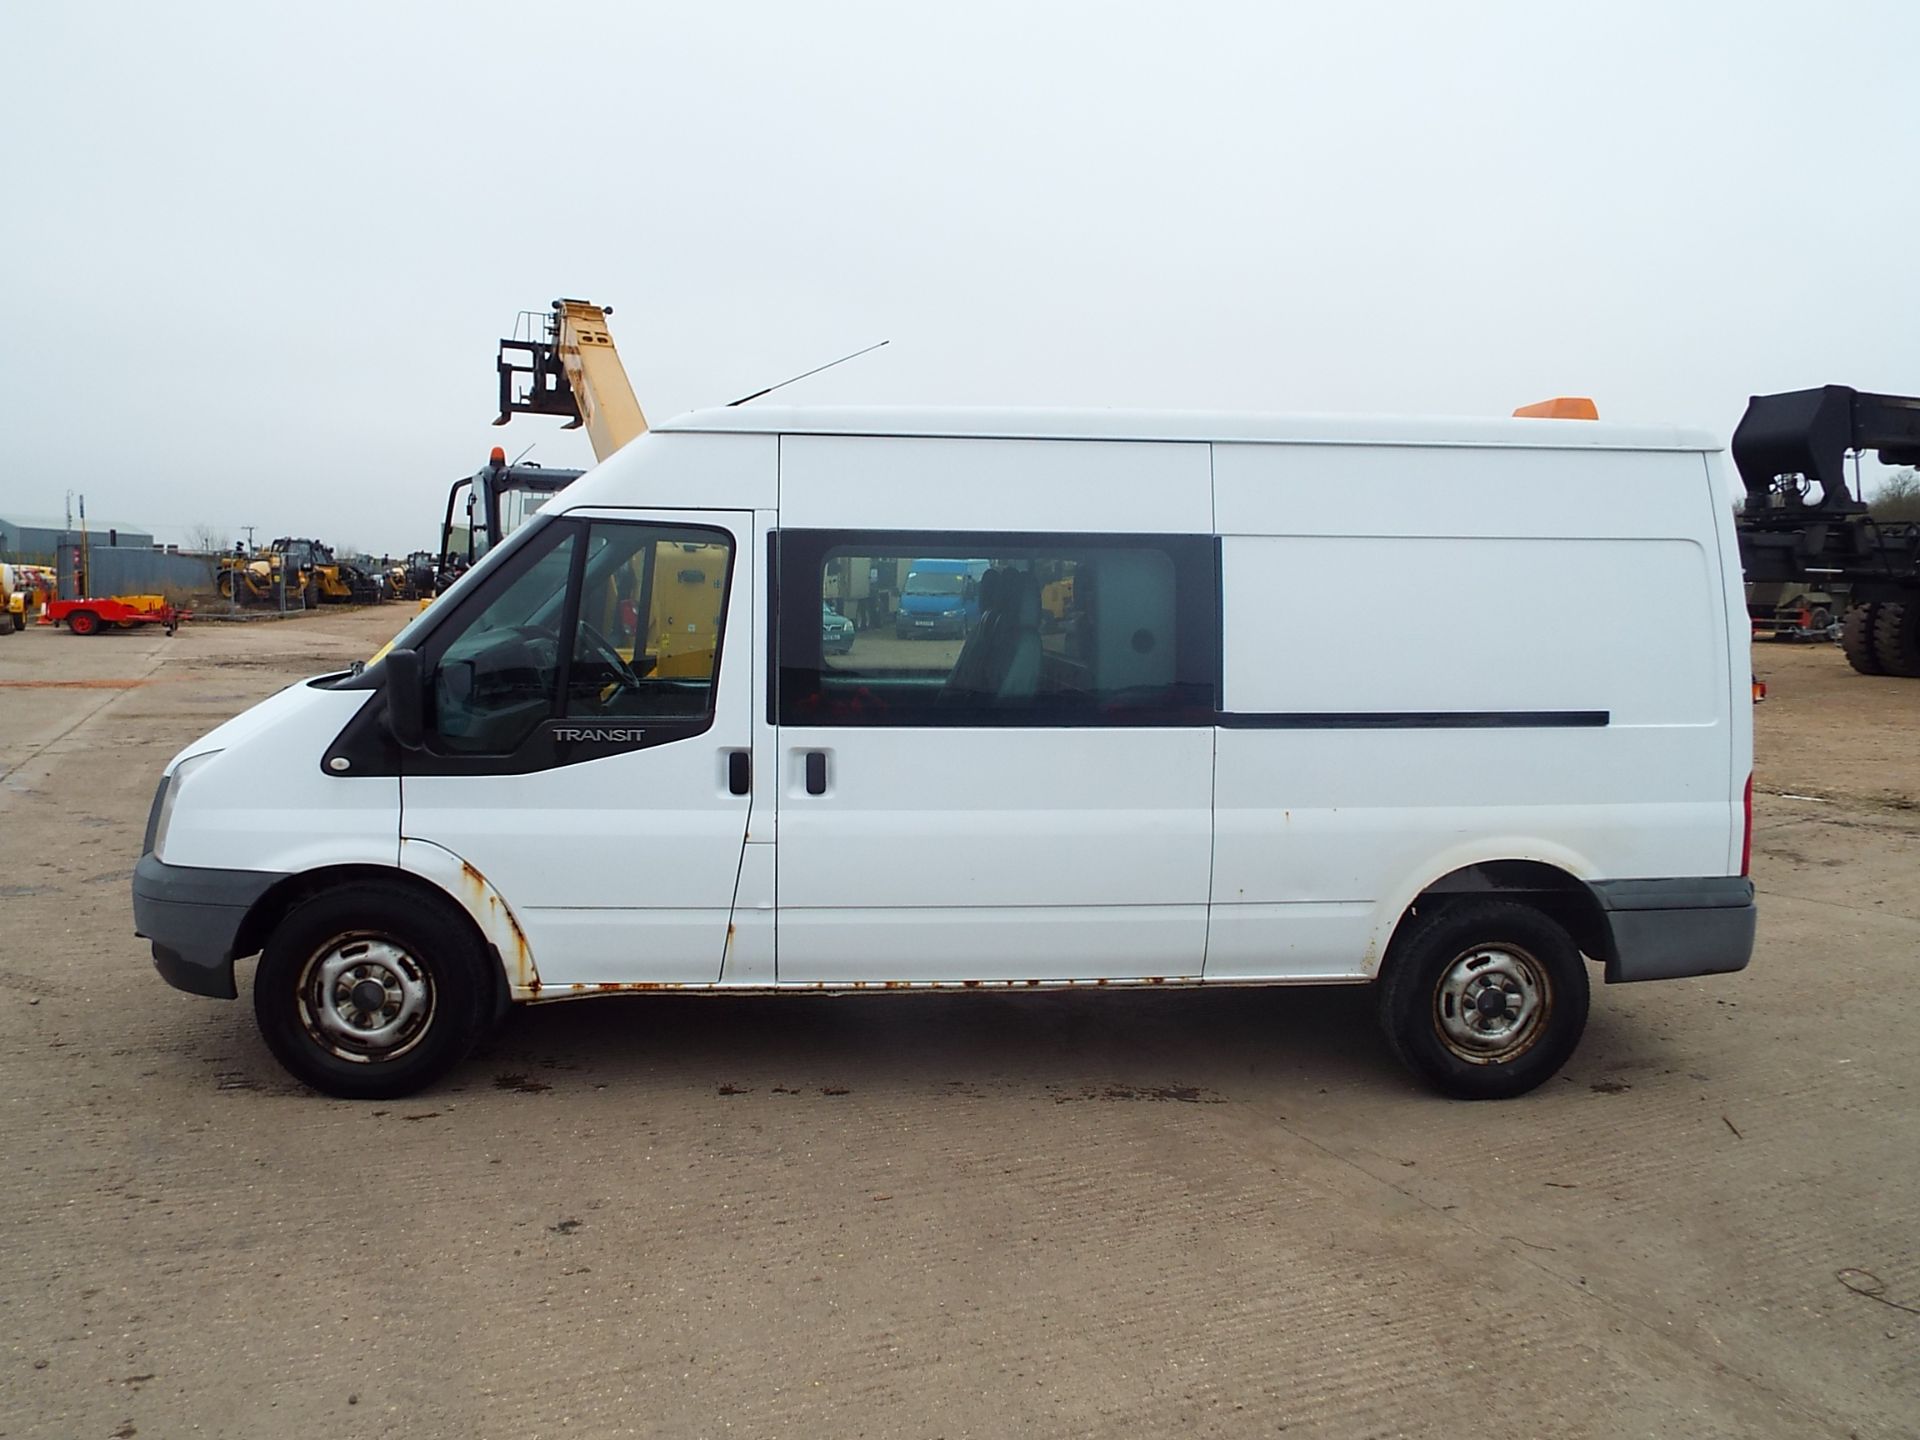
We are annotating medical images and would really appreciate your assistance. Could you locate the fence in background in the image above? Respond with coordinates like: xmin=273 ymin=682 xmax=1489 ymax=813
xmin=52 ymin=548 xmax=219 ymax=600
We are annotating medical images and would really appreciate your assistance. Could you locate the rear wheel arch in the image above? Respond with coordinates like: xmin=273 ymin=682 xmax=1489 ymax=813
xmin=1382 ymin=859 xmax=1614 ymax=972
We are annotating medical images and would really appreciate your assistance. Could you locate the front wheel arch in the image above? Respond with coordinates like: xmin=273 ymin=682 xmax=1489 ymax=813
xmin=233 ymin=864 xmax=510 ymax=1017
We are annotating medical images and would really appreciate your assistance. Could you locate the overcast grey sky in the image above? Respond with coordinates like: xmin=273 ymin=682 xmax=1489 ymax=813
xmin=4 ymin=0 xmax=1916 ymax=552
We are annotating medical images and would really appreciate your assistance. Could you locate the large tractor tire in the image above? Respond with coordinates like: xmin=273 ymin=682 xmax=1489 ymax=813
xmin=1872 ymin=600 xmax=1920 ymax=678
xmin=1841 ymin=603 xmax=1884 ymax=675
xmin=216 ymin=571 xmax=236 ymax=600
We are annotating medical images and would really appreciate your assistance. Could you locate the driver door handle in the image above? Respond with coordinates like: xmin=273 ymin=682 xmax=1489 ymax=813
xmin=727 ymin=751 xmax=750 ymax=796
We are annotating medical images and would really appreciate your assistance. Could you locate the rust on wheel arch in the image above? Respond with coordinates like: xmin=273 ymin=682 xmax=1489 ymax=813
xmin=457 ymin=858 xmax=539 ymax=994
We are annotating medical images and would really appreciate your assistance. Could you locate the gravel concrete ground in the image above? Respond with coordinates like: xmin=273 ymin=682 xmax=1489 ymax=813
xmin=2 ymin=614 xmax=1915 ymax=1439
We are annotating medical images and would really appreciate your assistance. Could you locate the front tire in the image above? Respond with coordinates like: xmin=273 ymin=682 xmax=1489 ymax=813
xmin=1872 ymin=600 xmax=1920 ymax=678
xmin=1841 ymin=603 xmax=1884 ymax=675
xmin=1377 ymin=900 xmax=1590 ymax=1100
xmin=253 ymin=883 xmax=492 ymax=1099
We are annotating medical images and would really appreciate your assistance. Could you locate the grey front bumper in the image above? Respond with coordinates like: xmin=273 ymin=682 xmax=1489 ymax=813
xmin=1593 ymin=877 xmax=1756 ymax=984
xmin=133 ymin=853 xmax=286 ymax=999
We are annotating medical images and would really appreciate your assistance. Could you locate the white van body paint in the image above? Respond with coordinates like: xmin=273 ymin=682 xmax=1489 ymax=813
xmin=136 ymin=408 xmax=1752 ymax=1017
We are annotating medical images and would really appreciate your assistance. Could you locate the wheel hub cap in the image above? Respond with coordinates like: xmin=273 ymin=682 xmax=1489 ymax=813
xmin=299 ymin=937 xmax=434 ymax=1063
xmin=1434 ymin=945 xmax=1547 ymax=1062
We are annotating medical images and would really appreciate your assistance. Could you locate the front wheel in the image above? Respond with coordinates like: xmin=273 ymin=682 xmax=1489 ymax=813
xmin=253 ymin=882 xmax=493 ymax=1098
xmin=1841 ymin=603 xmax=1884 ymax=675
xmin=1377 ymin=900 xmax=1590 ymax=1100
xmin=1872 ymin=600 xmax=1920 ymax=678
xmin=67 ymin=609 xmax=100 ymax=636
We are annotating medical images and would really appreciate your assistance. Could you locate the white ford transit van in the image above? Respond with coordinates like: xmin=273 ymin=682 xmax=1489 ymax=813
xmin=133 ymin=406 xmax=1755 ymax=1100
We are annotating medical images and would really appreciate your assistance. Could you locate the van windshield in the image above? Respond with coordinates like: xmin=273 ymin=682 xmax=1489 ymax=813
xmin=380 ymin=512 xmax=557 ymax=656
xmin=906 ymin=573 xmax=966 ymax=596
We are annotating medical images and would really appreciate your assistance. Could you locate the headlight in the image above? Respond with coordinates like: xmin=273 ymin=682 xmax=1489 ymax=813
xmin=151 ymin=751 xmax=222 ymax=862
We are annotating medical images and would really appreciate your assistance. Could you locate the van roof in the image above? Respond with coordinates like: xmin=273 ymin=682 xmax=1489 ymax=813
xmin=654 ymin=405 xmax=1721 ymax=452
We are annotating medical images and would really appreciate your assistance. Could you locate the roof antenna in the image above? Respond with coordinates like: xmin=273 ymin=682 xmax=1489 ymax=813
xmin=727 ymin=339 xmax=890 ymax=407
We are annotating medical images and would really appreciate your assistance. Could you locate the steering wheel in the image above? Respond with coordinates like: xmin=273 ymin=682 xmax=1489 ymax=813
xmin=573 ymin=619 xmax=649 ymax=693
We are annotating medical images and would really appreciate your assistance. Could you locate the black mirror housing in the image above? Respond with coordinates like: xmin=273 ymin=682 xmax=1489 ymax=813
xmin=384 ymin=647 xmax=427 ymax=749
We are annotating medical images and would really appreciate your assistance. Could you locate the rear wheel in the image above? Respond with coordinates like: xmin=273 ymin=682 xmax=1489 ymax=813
xmin=1841 ymin=603 xmax=1883 ymax=675
xmin=1377 ymin=900 xmax=1590 ymax=1100
xmin=253 ymin=883 xmax=492 ymax=1099
xmin=67 ymin=609 xmax=100 ymax=636
xmin=1871 ymin=600 xmax=1920 ymax=678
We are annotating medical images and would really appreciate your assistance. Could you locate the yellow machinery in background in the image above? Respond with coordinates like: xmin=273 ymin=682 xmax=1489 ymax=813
xmin=219 ymin=538 xmax=378 ymax=607
xmin=2 ymin=562 xmax=51 ymax=632
xmin=495 ymin=299 xmax=650 ymax=464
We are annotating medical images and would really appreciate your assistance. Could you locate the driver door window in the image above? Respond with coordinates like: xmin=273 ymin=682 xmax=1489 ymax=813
xmin=428 ymin=519 xmax=735 ymax=760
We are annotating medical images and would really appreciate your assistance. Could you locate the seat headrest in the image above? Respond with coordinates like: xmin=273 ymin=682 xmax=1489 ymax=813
xmin=1002 ymin=568 xmax=1041 ymax=628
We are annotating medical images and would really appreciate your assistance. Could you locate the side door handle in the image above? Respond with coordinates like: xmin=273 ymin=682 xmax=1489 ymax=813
xmin=727 ymin=750 xmax=750 ymax=796
xmin=805 ymin=751 xmax=827 ymax=796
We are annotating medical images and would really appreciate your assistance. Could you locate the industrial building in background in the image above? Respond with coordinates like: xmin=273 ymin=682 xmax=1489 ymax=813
xmin=0 ymin=513 xmax=153 ymax=559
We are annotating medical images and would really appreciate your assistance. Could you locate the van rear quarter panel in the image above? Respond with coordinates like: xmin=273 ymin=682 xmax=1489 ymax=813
xmin=1209 ymin=441 xmax=1735 ymax=980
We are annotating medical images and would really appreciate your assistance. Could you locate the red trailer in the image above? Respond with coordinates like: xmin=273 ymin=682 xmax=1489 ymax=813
xmin=45 ymin=596 xmax=188 ymax=636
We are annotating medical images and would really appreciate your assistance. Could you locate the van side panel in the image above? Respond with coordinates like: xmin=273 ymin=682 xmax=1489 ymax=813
xmin=777 ymin=435 xmax=1212 ymax=533
xmin=1208 ymin=442 xmax=1733 ymax=980
xmin=773 ymin=434 xmax=1215 ymax=982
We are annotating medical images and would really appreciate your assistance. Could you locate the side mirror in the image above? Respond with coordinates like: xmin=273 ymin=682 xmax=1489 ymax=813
xmin=384 ymin=647 xmax=427 ymax=750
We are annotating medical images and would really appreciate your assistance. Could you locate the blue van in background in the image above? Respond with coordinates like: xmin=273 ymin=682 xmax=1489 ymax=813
xmin=895 ymin=558 xmax=991 ymax=638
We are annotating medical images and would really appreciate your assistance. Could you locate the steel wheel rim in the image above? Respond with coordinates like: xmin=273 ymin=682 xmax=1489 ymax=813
xmin=1432 ymin=943 xmax=1550 ymax=1064
xmin=296 ymin=933 xmax=434 ymax=1064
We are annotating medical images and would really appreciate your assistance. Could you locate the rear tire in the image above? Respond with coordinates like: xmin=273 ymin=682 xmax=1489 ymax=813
xmin=252 ymin=882 xmax=492 ymax=1099
xmin=1841 ymin=603 xmax=1884 ymax=675
xmin=67 ymin=610 xmax=100 ymax=636
xmin=1871 ymin=600 xmax=1920 ymax=678
xmin=1377 ymin=899 xmax=1590 ymax=1100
